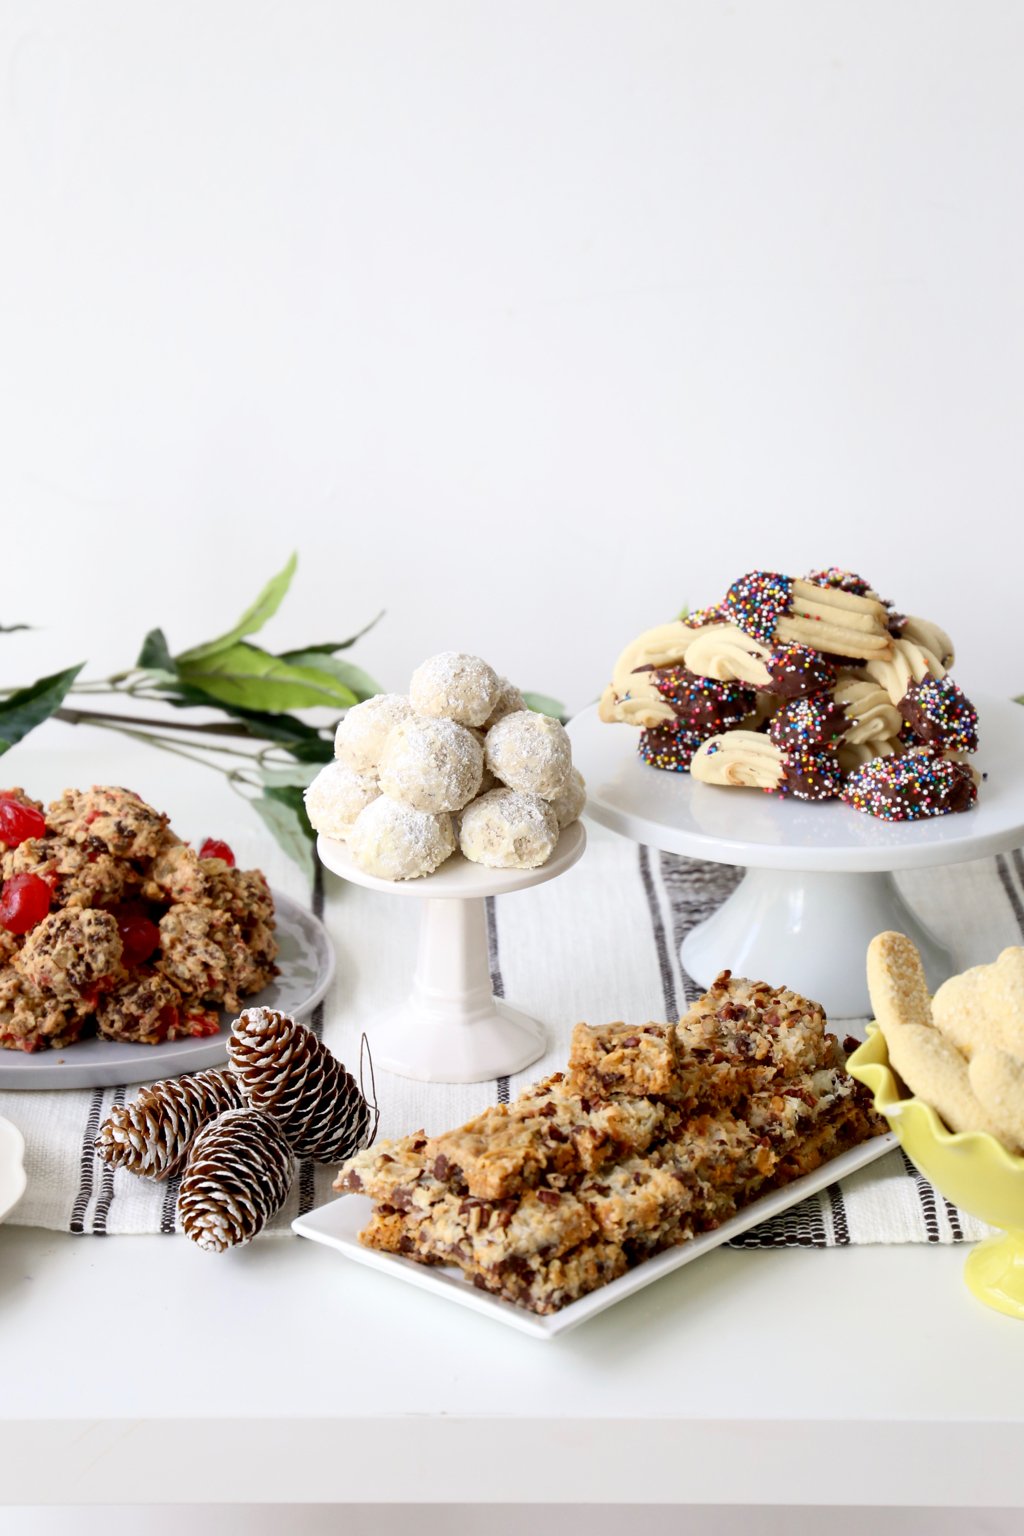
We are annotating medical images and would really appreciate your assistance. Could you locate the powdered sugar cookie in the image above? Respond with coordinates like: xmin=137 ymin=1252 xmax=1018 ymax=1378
xmin=409 ymin=652 xmax=500 ymax=728
xmin=459 ymin=788 xmax=559 ymax=870
xmin=304 ymin=760 xmax=379 ymax=840
xmin=548 ymin=767 xmax=586 ymax=829
xmin=334 ymin=694 xmax=413 ymax=771
xmin=483 ymin=676 xmax=527 ymax=729
xmin=379 ymin=716 xmax=483 ymax=814
xmin=485 ymin=711 xmax=571 ymax=801
xmin=347 ymin=796 xmax=456 ymax=881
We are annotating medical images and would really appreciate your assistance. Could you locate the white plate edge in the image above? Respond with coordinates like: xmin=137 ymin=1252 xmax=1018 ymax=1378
xmin=293 ymin=1130 xmax=898 ymax=1340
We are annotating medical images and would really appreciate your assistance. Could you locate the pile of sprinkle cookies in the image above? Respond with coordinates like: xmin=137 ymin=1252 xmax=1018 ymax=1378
xmin=304 ymin=653 xmax=585 ymax=880
xmin=599 ymin=567 xmax=980 ymax=822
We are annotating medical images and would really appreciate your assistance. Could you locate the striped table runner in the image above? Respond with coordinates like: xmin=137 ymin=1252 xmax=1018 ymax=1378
xmin=3 ymin=825 xmax=1018 ymax=1246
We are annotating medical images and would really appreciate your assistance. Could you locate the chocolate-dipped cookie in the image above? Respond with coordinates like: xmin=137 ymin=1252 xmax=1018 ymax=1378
xmin=768 ymin=695 xmax=845 ymax=753
xmin=842 ymin=750 xmax=977 ymax=822
xmin=759 ymin=643 xmax=837 ymax=700
xmin=638 ymin=723 xmax=703 ymax=773
xmin=779 ymin=748 xmax=843 ymax=802
xmin=641 ymin=665 xmax=755 ymax=735
xmin=898 ymin=677 xmax=979 ymax=755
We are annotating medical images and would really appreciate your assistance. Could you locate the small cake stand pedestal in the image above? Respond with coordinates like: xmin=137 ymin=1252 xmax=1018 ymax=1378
xmin=569 ymin=697 xmax=1024 ymax=1018
xmin=316 ymin=821 xmax=586 ymax=1083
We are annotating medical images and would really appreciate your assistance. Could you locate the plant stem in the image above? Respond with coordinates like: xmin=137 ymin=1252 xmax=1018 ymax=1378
xmin=82 ymin=717 xmax=261 ymax=781
xmin=55 ymin=705 xmax=256 ymax=739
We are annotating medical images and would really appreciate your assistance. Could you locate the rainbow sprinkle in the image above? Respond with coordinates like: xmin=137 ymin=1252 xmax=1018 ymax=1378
xmin=722 ymin=572 xmax=793 ymax=648
xmin=638 ymin=724 xmax=704 ymax=773
xmin=841 ymin=752 xmax=977 ymax=821
xmin=899 ymin=678 xmax=978 ymax=755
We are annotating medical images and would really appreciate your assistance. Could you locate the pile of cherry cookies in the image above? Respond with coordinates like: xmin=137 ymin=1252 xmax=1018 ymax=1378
xmin=304 ymin=653 xmax=585 ymax=879
xmin=599 ymin=568 xmax=979 ymax=821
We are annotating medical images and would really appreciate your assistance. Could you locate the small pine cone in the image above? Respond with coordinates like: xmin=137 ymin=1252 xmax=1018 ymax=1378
xmin=228 ymin=1007 xmax=374 ymax=1163
xmin=95 ymin=1068 xmax=244 ymax=1181
xmin=177 ymin=1108 xmax=293 ymax=1252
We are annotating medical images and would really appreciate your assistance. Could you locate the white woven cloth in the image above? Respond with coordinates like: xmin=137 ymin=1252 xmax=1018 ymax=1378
xmin=3 ymin=823 xmax=1018 ymax=1246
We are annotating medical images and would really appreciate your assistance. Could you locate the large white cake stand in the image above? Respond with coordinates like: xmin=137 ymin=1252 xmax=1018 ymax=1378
xmin=569 ymin=696 xmax=1024 ymax=1017
xmin=316 ymin=821 xmax=586 ymax=1083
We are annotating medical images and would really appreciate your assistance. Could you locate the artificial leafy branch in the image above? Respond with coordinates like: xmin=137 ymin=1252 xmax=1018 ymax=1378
xmin=0 ymin=555 xmax=564 ymax=878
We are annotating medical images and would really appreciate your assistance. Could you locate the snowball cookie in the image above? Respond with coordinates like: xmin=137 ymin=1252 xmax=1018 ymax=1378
xmin=347 ymin=795 xmax=456 ymax=881
xmin=485 ymin=710 xmax=572 ymax=800
xmin=334 ymin=694 xmax=413 ymax=772
xmin=304 ymin=760 xmax=379 ymax=840
xmin=549 ymin=767 xmax=586 ymax=829
xmin=459 ymin=788 xmax=559 ymax=870
xmin=379 ymin=715 xmax=484 ymax=813
xmin=409 ymin=652 xmax=500 ymax=728
xmin=483 ymin=676 xmax=527 ymax=730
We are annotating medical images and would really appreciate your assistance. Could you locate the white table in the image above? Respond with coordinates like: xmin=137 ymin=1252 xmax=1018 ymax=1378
xmin=1 ymin=729 xmax=1022 ymax=1510
xmin=1 ymin=1223 xmax=1022 ymax=1507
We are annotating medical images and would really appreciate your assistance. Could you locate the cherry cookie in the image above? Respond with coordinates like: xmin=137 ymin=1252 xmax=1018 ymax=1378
xmin=842 ymin=750 xmax=977 ymax=822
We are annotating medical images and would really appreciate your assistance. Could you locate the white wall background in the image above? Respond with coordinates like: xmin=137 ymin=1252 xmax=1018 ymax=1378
xmin=1 ymin=0 xmax=1021 ymax=714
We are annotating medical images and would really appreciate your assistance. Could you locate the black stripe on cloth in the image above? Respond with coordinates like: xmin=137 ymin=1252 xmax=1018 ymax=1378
xmin=901 ymin=1147 xmax=941 ymax=1241
xmin=298 ymin=861 xmax=327 ymax=1216
xmin=69 ymin=1087 xmax=106 ymax=1234
xmin=943 ymin=1197 xmax=964 ymax=1242
xmin=638 ymin=845 xmax=679 ymax=1020
xmin=656 ymin=852 xmax=743 ymax=1007
xmin=997 ymin=853 xmax=1024 ymax=933
xmin=91 ymin=1085 xmax=125 ymax=1235
xmin=160 ymin=1174 xmax=181 ymax=1234
xmin=826 ymin=1181 xmax=851 ymax=1245
xmin=728 ymin=1191 xmax=829 ymax=1248
xmin=485 ymin=897 xmax=509 ymax=1105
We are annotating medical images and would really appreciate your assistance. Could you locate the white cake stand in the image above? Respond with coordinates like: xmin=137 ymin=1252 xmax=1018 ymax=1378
xmin=569 ymin=695 xmax=1024 ymax=1018
xmin=316 ymin=821 xmax=586 ymax=1083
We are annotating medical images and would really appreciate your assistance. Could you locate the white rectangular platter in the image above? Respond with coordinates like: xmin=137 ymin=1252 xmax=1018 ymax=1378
xmin=293 ymin=1131 xmax=897 ymax=1340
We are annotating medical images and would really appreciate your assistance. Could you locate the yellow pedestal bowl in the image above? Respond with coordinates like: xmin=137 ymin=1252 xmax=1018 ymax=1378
xmin=847 ymin=1026 xmax=1024 ymax=1320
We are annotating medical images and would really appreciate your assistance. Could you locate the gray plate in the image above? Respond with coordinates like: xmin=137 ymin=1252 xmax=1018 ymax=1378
xmin=0 ymin=891 xmax=335 ymax=1091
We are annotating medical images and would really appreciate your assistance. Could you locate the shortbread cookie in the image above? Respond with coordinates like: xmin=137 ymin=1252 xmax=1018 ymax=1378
xmin=842 ymin=750 xmax=977 ymax=821
xmin=304 ymin=760 xmax=380 ymax=839
xmin=884 ymin=1022 xmax=1000 ymax=1138
xmin=722 ymin=572 xmax=894 ymax=661
xmin=548 ymin=767 xmax=586 ymax=829
xmin=409 ymin=652 xmax=500 ymax=728
xmin=834 ymin=677 xmax=903 ymax=746
xmin=485 ymin=711 xmax=571 ymax=800
xmin=898 ymin=678 xmax=978 ymax=755
xmin=378 ymin=716 xmax=483 ymax=814
xmin=836 ymin=737 xmax=902 ymax=776
xmin=864 ymin=636 xmax=946 ymax=704
xmin=641 ymin=666 xmax=756 ymax=734
xmin=932 ymin=948 xmax=1024 ymax=1060
xmin=803 ymin=567 xmax=877 ymax=598
xmin=458 ymin=788 xmax=558 ymax=870
xmin=901 ymin=615 xmax=955 ymax=669
xmin=347 ymin=796 xmax=456 ymax=880
xmin=681 ymin=623 xmax=772 ymax=689
xmin=967 ymin=1047 xmax=1024 ymax=1153
xmin=334 ymin=694 xmax=413 ymax=771
xmin=691 ymin=732 xmax=841 ymax=800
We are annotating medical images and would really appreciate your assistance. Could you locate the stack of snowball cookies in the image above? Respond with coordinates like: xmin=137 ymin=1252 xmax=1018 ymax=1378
xmin=304 ymin=653 xmax=586 ymax=881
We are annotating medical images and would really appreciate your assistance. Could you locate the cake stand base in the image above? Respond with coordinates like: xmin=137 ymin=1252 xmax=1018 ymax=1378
xmin=316 ymin=822 xmax=586 ymax=1085
xmin=680 ymin=868 xmax=954 ymax=1019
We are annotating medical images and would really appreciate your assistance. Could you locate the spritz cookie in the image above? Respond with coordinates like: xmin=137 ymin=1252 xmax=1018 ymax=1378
xmin=409 ymin=652 xmax=500 ymax=728
xmin=334 ymin=694 xmax=413 ymax=772
xmin=379 ymin=716 xmax=484 ymax=814
xmin=485 ymin=711 xmax=571 ymax=800
xmin=304 ymin=760 xmax=379 ymax=840
xmin=347 ymin=796 xmax=456 ymax=881
xmin=459 ymin=788 xmax=559 ymax=870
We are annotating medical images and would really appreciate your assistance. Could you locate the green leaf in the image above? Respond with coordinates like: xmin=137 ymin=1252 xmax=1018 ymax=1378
xmin=264 ymin=783 xmax=315 ymax=838
xmin=176 ymin=552 xmax=298 ymax=665
xmin=250 ymin=791 xmax=314 ymax=880
xmin=521 ymin=691 xmax=566 ymax=720
xmin=0 ymin=664 xmax=84 ymax=756
xmin=280 ymin=610 xmax=384 ymax=657
xmin=259 ymin=764 xmax=318 ymax=789
xmin=177 ymin=642 xmax=358 ymax=712
xmin=279 ymin=651 xmax=382 ymax=703
xmin=0 ymin=623 xmax=31 ymax=634
xmin=678 ymin=603 xmax=690 ymax=622
xmin=153 ymin=680 xmax=325 ymax=742
xmin=137 ymin=628 xmax=175 ymax=672
xmin=282 ymin=736 xmax=336 ymax=764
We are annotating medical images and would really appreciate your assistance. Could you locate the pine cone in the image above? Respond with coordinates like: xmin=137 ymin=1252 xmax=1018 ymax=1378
xmin=177 ymin=1108 xmax=293 ymax=1252
xmin=95 ymin=1068 xmax=244 ymax=1181
xmin=228 ymin=1007 xmax=375 ymax=1162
